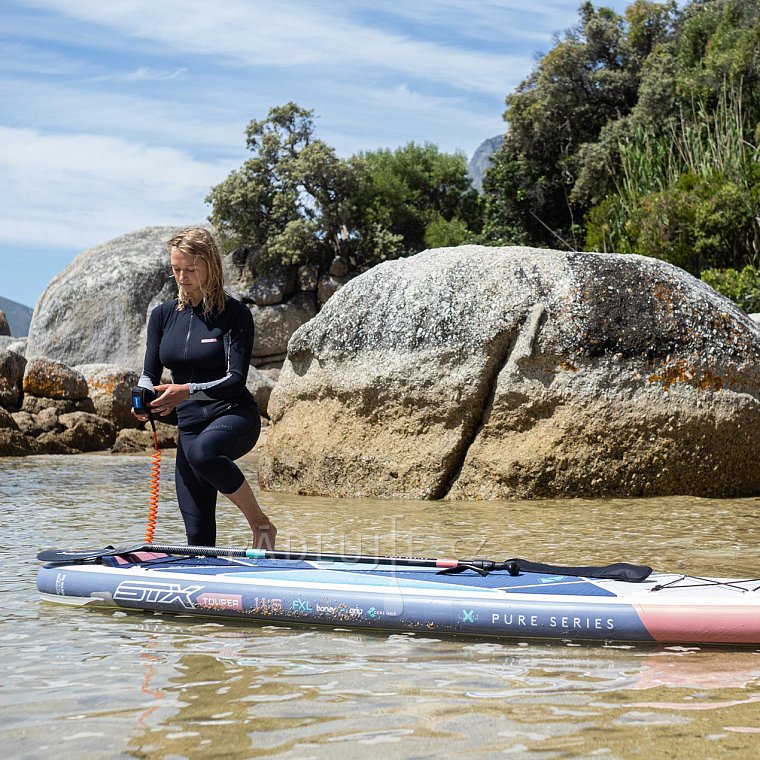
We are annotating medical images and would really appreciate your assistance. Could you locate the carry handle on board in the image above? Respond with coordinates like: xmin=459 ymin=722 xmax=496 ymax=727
xmin=37 ymin=543 xmax=653 ymax=582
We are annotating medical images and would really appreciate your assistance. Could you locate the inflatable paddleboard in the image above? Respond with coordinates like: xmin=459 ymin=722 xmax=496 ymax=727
xmin=36 ymin=548 xmax=760 ymax=645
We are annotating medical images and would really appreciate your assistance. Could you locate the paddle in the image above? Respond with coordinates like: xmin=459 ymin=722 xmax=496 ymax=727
xmin=37 ymin=543 xmax=497 ymax=574
xmin=36 ymin=544 xmax=652 ymax=582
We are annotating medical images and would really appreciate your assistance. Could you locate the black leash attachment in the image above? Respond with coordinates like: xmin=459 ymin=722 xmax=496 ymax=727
xmin=132 ymin=386 xmax=157 ymax=433
xmin=437 ymin=558 xmax=652 ymax=583
xmin=436 ymin=560 xmax=498 ymax=577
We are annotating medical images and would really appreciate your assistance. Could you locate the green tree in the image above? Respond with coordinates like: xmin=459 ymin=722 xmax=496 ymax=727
xmin=348 ymin=142 xmax=481 ymax=266
xmin=482 ymin=0 xmax=760 ymax=292
xmin=578 ymin=0 xmax=759 ymax=218
xmin=584 ymin=0 xmax=760 ymax=274
xmin=207 ymin=108 xmax=482 ymax=276
xmin=483 ymin=1 xmax=674 ymax=248
xmin=701 ymin=264 xmax=760 ymax=313
xmin=677 ymin=0 xmax=760 ymax=112
xmin=206 ymin=102 xmax=356 ymax=273
xmin=572 ymin=3 xmax=679 ymax=209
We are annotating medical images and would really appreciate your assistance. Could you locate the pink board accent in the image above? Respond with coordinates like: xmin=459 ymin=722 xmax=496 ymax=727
xmin=635 ymin=604 xmax=760 ymax=644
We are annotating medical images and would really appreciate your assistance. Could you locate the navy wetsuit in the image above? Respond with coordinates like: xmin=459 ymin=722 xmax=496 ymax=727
xmin=139 ymin=296 xmax=260 ymax=546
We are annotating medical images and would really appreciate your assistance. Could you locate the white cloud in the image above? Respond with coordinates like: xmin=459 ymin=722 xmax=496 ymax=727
xmin=23 ymin=0 xmax=530 ymax=97
xmin=0 ymin=126 xmax=232 ymax=249
xmin=320 ymin=82 xmax=507 ymax=156
xmin=0 ymin=76 xmax=246 ymax=156
xmin=87 ymin=66 xmax=187 ymax=83
xmin=0 ymin=42 xmax=84 ymax=76
xmin=344 ymin=0 xmax=584 ymax=45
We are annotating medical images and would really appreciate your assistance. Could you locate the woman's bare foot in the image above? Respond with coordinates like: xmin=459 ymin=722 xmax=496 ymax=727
xmin=224 ymin=480 xmax=277 ymax=549
xmin=253 ymin=523 xmax=277 ymax=551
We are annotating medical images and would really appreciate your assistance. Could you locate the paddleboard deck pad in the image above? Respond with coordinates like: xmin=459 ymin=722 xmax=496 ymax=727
xmin=37 ymin=551 xmax=760 ymax=645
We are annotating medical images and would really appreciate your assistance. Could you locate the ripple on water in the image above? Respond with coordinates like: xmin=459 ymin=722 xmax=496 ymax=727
xmin=1 ymin=454 xmax=760 ymax=758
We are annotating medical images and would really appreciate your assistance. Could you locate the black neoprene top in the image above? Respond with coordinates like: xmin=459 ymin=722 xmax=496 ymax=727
xmin=139 ymin=296 xmax=257 ymax=430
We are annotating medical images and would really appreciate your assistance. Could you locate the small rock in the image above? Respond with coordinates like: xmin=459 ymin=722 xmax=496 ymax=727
xmin=317 ymin=272 xmax=354 ymax=306
xmin=58 ymin=411 xmax=117 ymax=451
xmin=0 ymin=429 xmax=35 ymax=456
xmin=23 ymin=358 xmax=88 ymax=400
xmin=243 ymin=269 xmax=297 ymax=306
xmin=246 ymin=367 xmax=277 ymax=418
xmin=0 ymin=407 xmax=19 ymax=430
xmin=329 ymin=256 xmax=349 ymax=277
xmin=298 ymin=265 xmax=319 ymax=292
xmin=75 ymin=363 xmax=140 ymax=429
xmin=0 ymin=348 xmax=26 ymax=409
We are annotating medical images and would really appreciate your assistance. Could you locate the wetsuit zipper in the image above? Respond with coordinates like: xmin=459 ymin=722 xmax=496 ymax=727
xmin=184 ymin=309 xmax=194 ymax=364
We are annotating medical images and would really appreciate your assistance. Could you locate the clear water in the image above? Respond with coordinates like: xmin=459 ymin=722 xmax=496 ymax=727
xmin=2 ymin=452 xmax=760 ymax=759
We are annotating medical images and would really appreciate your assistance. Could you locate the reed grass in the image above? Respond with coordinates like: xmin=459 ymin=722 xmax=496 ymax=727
xmin=594 ymin=82 xmax=759 ymax=261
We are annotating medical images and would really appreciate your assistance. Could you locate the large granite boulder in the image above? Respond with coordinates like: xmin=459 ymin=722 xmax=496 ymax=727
xmin=24 ymin=225 xmax=310 ymax=374
xmin=25 ymin=227 xmax=184 ymax=369
xmin=259 ymin=245 xmax=760 ymax=500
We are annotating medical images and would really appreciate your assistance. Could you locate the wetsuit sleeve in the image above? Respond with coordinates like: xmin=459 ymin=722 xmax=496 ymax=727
xmin=188 ymin=303 xmax=254 ymax=401
xmin=139 ymin=304 xmax=165 ymax=390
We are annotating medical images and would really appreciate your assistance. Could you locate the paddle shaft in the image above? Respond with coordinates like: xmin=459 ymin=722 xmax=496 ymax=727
xmin=143 ymin=543 xmax=492 ymax=570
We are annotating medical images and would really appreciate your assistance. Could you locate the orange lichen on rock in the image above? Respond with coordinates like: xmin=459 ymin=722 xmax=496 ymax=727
xmin=652 ymin=282 xmax=676 ymax=316
xmin=648 ymin=359 xmax=724 ymax=392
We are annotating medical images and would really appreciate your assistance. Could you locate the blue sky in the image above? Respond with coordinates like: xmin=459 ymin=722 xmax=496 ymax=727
xmin=1 ymin=0 xmax=633 ymax=309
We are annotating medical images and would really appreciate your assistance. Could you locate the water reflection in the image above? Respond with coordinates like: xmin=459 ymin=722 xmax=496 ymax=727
xmin=2 ymin=453 xmax=760 ymax=758
xmin=59 ymin=616 xmax=760 ymax=757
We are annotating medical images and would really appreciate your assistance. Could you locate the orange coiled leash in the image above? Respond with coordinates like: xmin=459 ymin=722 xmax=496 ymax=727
xmin=132 ymin=386 xmax=161 ymax=543
xmin=145 ymin=427 xmax=161 ymax=543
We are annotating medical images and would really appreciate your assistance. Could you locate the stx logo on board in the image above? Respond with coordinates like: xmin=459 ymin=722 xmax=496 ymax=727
xmin=114 ymin=580 xmax=204 ymax=609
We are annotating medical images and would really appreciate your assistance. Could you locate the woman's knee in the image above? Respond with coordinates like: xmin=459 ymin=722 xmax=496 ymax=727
xmin=182 ymin=438 xmax=218 ymax=472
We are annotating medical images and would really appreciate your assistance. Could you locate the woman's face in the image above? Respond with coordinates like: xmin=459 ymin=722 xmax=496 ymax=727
xmin=170 ymin=247 xmax=208 ymax=302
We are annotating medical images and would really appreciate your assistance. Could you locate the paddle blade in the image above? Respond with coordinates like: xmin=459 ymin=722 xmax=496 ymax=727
xmin=37 ymin=546 xmax=135 ymax=563
xmin=509 ymin=559 xmax=652 ymax=582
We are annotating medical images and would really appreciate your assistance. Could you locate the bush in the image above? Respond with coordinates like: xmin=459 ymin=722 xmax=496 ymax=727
xmin=207 ymin=107 xmax=482 ymax=277
xmin=701 ymin=265 xmax=760 ymax=313
xmin=585 ymin=86 xmax=760 ymax=275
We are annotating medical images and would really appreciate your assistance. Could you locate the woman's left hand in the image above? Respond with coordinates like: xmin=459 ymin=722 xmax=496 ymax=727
xmin=151 ymin=384 xmax=190 ymax=416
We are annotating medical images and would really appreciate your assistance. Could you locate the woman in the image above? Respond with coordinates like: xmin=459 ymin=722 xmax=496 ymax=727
xmin=133 ymin=227 xmax=276 ymax=549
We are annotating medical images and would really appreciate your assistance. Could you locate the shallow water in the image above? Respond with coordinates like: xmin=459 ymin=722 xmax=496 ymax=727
xmin=2 ymin=452 xmax=760 ymax=759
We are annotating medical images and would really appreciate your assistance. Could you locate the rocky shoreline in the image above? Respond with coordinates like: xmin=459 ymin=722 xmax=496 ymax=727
xmin=3 ymin=230 xmax=760 ymax=500
xmin=0 ymin=225 xmax=344 ymax=458
xmin=0 ymin=351 xmax=274 ymax=457
xmin=0 ymin=353 xmax=168 ymax=455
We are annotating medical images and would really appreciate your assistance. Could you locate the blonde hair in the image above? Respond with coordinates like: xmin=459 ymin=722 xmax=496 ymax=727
xmin=168 ymin=227 xmax=227 ymax=317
